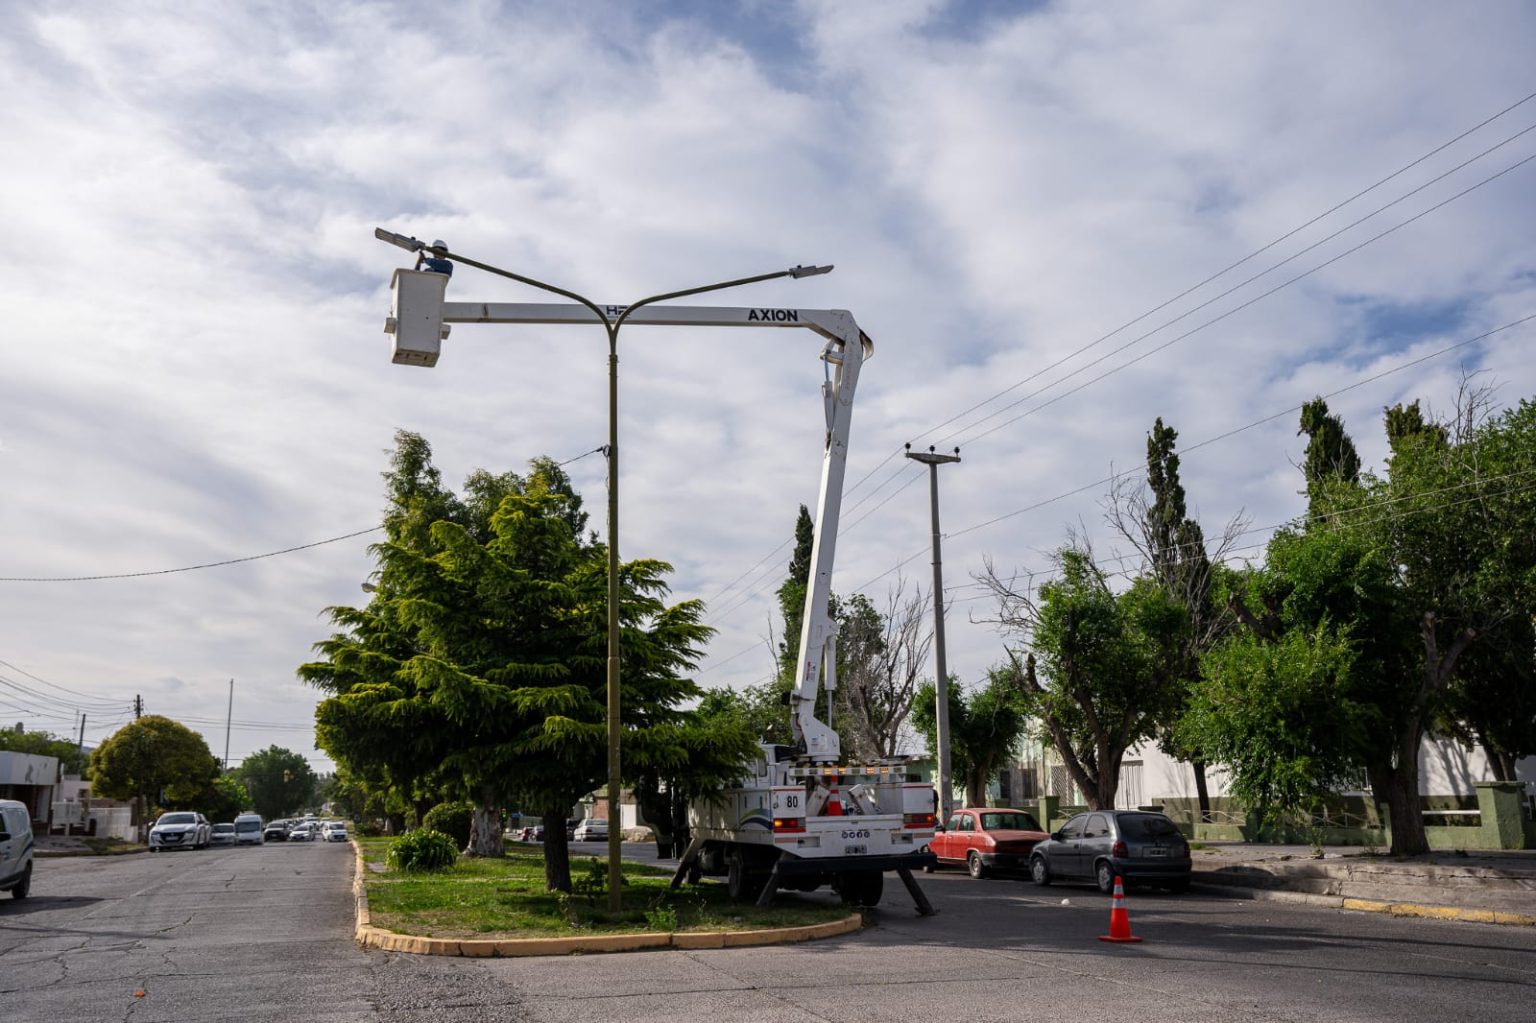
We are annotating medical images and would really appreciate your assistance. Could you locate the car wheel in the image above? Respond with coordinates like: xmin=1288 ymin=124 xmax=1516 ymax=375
xmin=11 ymin=863 xmax=31 ymax=899
xmin=1030 ymin=856 xmax=1051 ymax=887
xmin=922 ymin=861 xmax=935 ymax=873
xmin=967 ymin=851 xmax=990 ymax=879
xmin=1095 ymin=860 xmax=1116 ymax=894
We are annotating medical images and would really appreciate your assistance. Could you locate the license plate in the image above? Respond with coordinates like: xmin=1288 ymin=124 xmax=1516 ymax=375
xmin=1144 ymin=847 xmax=1168 ymax=858
xmin=845 ymin=844 xmax=867 ymax=856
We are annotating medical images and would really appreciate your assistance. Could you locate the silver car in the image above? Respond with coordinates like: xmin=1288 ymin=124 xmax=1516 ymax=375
xmin=1028 ymin=810 xmax=1191 ymax=893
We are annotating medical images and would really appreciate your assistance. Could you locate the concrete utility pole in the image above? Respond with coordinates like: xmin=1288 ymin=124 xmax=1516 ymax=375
xmin=905 ymin=444 xmax=961 ymax=824
xmin=133 ymin=695 xmax=142 ymax=719
xmin=224 ymin=678 xmax=234 ymax=771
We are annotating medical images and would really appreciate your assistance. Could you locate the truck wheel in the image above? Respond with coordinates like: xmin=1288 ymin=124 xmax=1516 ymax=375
xmin=726 ymin=851 xmax=761 ymax=902
xmin=11 ymin=863 xmax=30 ymax=900
xmin=967 ymin=851 xmax=990 ymax=879
xmin=838 ymin=870 xmax=884 ymax=907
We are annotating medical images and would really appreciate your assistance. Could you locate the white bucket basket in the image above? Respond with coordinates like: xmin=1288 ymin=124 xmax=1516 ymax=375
xmin=386 ymin=268 xmax=450 ymax=367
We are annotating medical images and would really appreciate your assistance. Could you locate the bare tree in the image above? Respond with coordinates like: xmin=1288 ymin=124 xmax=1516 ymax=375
xmin=834 ymin=579 xmax=933 ymax=761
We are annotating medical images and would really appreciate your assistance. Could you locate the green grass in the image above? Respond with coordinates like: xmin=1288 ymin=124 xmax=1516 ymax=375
xmin=356 ymin=837 xmax=851 ymax=939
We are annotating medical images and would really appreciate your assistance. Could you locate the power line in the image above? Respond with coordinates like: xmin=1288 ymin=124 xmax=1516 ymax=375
xmin=0 ymin=525 xmax=382 ymax=580
xmin=701 ymin=91 xmax=1536 ymax=618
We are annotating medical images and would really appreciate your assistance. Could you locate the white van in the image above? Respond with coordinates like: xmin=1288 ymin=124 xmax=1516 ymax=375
xmin=233 ymin=814 xmax=264 ymax=846
xmin=0 ymin=799 xmax=35 ymax=899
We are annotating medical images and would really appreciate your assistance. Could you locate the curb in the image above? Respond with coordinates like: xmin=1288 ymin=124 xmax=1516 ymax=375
xmin=1191 ymin=882 xmax=1536 ymax=927
xmin=36 ymin=846 xmax=150 ymax=858
xmin=351 ymin=840 xmax=863 ymax=956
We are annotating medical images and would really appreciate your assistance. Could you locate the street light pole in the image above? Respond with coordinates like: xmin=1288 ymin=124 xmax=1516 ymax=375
xmin=905 ymin=444 xmax=960 ymax=824
xmin=376 ymin=231 xmax=829 ymax=911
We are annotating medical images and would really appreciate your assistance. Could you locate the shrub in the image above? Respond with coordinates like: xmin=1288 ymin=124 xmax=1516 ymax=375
xmin=387 ymin=828 xmax=459 ymax=873
xmin=421 ymin=800 xmax=475 ymax=848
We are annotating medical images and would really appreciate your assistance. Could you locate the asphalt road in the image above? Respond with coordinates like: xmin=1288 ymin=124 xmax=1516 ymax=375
xmin=4 ymin=841 xmax=1534 ymax=1022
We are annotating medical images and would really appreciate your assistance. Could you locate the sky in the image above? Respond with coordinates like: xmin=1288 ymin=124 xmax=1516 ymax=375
xmin=2 ymin=1 xmax=1534 ymax=778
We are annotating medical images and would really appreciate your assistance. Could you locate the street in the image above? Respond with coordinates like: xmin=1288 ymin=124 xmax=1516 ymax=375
xmin=2 ymin=842 xmax=1533 ymax=1022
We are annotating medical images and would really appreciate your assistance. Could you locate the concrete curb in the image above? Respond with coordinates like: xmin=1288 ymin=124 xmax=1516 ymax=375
xmin=36 ymin=846 xmax=149 ymax=858
xmin=350 ymin=840 xmax=863 ymax=957
xmin=1191 ymin=882 xmax=1536 ymax=927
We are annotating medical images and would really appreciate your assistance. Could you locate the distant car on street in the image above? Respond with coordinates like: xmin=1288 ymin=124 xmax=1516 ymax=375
xmin=209 ymin=823 xmax=237 ymax=846
xmin=517 ymin=825 xmax=545 ymax=843
xmin=287 ymin=823 xmax=315 ymax=842
xmin=263 ymin=820 xmax=290 ymax=842
xmin=572 ymin=818 xmax=609 ymax=842
xmin=323 ymin=821 xmax=348 ymax=842
xmin=926 ymin=807 xmax=1048 ymax=878
xmin=0 ymin=798 xmax=35 ymax=899
xmin=149 ymin=812 xmax=212 ymax=852
xmin=1029 ymin=810 xmax=1191 ymax=894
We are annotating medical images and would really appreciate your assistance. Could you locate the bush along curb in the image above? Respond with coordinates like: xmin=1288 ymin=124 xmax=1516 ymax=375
xmin=350 ymin=840 xmax=864 ymax=956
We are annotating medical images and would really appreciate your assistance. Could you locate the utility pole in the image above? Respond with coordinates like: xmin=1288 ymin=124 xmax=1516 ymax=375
xmin=905 ymin=444 xmax=961 ymax=824
xmin=76 ymin=712 xmax=86 ymax=767
xmin=223 ymin=678 xmax=234 ymax=771
xmin=133 ymin=694 xmax=142 ymax=719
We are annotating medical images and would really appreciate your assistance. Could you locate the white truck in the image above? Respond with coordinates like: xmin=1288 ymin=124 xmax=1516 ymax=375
xmin=671 ymin=311 xmax=938 ymax=914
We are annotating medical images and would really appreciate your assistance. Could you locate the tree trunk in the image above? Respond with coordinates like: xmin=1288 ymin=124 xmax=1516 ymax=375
xmin=542 ymin=808 xmax=572 ymax=892
xmin=466 ymin=782 xmax=504 ymax=858
xmin=1193 ymin=759 xmax=1212 ymax=823
xmin=1483 ymin=743 xmax=1517 ymax=782
xmin=1383 ymin=765 xmax=1427 ymax=856
xmin=966 ymin=771 xmax=987 ymax=809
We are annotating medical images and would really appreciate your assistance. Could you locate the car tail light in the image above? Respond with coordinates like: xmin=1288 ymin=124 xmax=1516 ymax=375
xmin=772 ymin=817 xmax=806 ymax=834
xmin=902 ymin=812 xmax=935 ymax=829
xmin=1112 ymin=840 xmax=1128 ymax=858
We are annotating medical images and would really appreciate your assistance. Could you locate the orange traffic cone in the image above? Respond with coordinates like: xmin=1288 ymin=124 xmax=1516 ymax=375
xmin=825 ymin=784 xmax=844 ymax=816
xmin=1098 ymin=876 xmax=1142 ymax=943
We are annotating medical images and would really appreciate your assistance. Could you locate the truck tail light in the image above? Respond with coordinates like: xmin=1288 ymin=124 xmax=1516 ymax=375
xmin=1112 ymin=840 xmax=1128 ymax=858
xmin=902 ymin=812 xmax=935 ymax=830
xmin=773 ymin=818 xmax=806 ymax=834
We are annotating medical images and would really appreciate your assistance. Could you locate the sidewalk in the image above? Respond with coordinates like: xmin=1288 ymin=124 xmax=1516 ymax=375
xmin=1190 ymin=841 xmax=1536 ymax=924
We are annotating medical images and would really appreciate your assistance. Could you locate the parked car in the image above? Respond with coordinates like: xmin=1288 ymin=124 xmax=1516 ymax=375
xmin=287 ymin=822 xmax=315 ymax=842
xmin=210 ymin=823 xmax=237 ymax=846
xmin=0 ymin=798 xmax=35 ymax=900
xmin=926 ymin=807 xmax=1049 ymax=878
xmin=1029 ymin=810 xmax=1191 ymax=894
xmin=565 ymin=819 xmax=581 ymax=841
xmin=572 ymin=818 xmax=609 ymax=842
xmin=149 ymin=811 xmax=212 ymax=851
xmin=323 ymin=821 xmax=348 ymax=842
xmin=263 ymin=820 xmax=290 ymax=842
xmin=234 ymin=814 xmax=264 ymax=845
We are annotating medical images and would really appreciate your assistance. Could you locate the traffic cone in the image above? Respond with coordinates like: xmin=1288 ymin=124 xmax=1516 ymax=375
xmin=1098 ymin=876 xmax=1142 ymax=943
xmin=825 ymin=783 xmax=844 ymax=817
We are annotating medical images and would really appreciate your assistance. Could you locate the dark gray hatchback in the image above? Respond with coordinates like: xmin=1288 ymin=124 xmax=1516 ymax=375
xmin=1028 ymin=810 xmax=1191 ymax=894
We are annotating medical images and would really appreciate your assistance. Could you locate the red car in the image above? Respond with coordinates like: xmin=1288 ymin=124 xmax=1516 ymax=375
xmin=926 ymin=807 xmax=1049 ymax=878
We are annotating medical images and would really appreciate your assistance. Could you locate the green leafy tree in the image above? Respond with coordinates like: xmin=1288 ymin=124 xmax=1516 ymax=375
xmin=304 ymin=435 xmax=757 ymax=891
xmin=1299 ymin=397 xmax=1362 ymax=519
xmin=912 ymin=667 xmax=1030 ymax=808
xmin=982 ymin=545 xmax=1187 ymax=810
xmin=90 ymin=716 xmax=219 ymax=817
xmin=205 ymin=774 xmax=251 ymax=823
xmin=0 ymin=728 xmax=88 ymax=776
xmin=237 ymin=746 xmax=318 ymax=819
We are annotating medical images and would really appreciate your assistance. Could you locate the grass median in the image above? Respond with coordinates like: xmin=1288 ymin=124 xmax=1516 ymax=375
xmin=356 ymin=837 xmax=852 ymax=939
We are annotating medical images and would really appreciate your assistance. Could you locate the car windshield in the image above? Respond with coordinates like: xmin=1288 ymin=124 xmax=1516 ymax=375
xmin=158 ymin=813 xmax=197 ymax=826
xmin=237 ymin=820 xmax=261 ymax=831
xmin=981 ymin=812 xmax=1040 ymax=831
xmin=1118 ymin=814 xmax=1181 ymax=838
